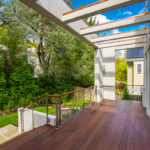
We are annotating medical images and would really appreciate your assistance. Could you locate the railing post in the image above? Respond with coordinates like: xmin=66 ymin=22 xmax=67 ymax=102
xmin=56 ymin=97 xmax=59 ymax=129
xmin=83 ymin=90 xmax=85 ymax=110
xmin=46 ymin=98 xmax=48 ymax=125
xmin=31 ymin=105 xmax=34 ymax=130
xmin=95 ymin=86 xmax=97 ymax=102
xmin=20 ymin=110 xmax=24 ymax=132
xmin=59 ymin=97 xmax=61 ymax=127
xmin=90 ymin=88 xmax=92 ymax=102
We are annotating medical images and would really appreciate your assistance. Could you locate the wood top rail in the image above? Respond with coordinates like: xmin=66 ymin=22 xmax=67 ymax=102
xmin=20 ymin=86 xmax=94 ymax=112
xmin=63 ymin=0 xmax=107 ymax=16
xmin=97 ymin=85 xmax=144 ymax=88
xmin=116 ymin=84 xmax=144 ymax=87
xmin=80 ymin=12 xmax=150 ymax=30
xmin=20 ymin=85 xmax=144 ymax=112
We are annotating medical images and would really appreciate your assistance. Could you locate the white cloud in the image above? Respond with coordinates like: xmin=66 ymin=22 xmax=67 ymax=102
xmin=123 ymin=11 xmax=132 ymax=15
xmin=112 ymin=29 xmax=119 ymax=34
xmin=87 ymin=14 xmax=110 ymax=24
xmin=138 ymin=8 xmax=144 ymax=14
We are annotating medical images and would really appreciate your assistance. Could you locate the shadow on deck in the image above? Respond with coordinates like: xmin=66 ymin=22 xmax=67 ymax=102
xmin=1 ymin=100 xmax=150 ymax=150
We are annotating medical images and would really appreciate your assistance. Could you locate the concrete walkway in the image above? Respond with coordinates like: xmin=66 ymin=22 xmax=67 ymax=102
xmin=0 ymin=125 xmax=20 ymax=144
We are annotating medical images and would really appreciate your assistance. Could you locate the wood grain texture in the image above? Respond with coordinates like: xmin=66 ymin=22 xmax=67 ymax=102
xmin=1 ymin=100 xmax=150 ymax=150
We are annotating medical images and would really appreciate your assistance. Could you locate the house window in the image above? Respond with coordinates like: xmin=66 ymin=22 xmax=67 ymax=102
xmin=137 ymin=63 xmax=142 ymax=74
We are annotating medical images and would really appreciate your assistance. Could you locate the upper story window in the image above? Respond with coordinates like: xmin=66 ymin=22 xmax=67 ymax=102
xmin=137 ymin=63 xmax=142 ymax=74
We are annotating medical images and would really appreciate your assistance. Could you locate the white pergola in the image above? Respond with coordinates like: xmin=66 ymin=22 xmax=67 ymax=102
xmin=21 ymin=0 xmax=150 ymax=116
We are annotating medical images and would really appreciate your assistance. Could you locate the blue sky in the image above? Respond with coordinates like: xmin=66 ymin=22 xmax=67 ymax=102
xmin=72 ymin=0 xmax=150 ymax=36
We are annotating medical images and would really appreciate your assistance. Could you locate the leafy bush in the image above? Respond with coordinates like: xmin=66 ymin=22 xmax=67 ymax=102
xmin=62 ymin=99 xmax=91 ymax=107
xmin=0 ymin=58 xmax=8 ymax=110
xmin=122 ymin=87 xmax=131 ymax=100
xmin=8 ymin=62 xmax=40 ymax=110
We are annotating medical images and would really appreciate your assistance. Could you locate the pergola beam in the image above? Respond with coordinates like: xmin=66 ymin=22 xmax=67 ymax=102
xmin=98 ymin=37 xmax=145 ymax=48
xmin=91 ymin=28 xmax=149 ymax=43
xmin=80 ymin=13 xmax=150 ymax=35
xmin=62 ymin=0 xmax=145 ymax=23
xmin=20 ymin=0 xmax=97 ymax=48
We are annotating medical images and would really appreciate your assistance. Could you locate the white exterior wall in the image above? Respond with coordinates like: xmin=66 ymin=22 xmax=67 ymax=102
xmin=94 ymin=48 xmax=103 ymax=102
xmin=18 ymin=108 xmax=56 ymax=133
xmin=94 ymin=48 xmax=115 ymax=101
xmin=95 ymin=45 xmax=145 ymax=101
xmin=133 ymin=61 xmax=144 ymax=85
xmin=145 ymin=51 xmax=150 ymax=116
xmin=143 ymin=38 xmax=150 ymax=117
xmin=102 ymin=48 xmax=115 ymax=100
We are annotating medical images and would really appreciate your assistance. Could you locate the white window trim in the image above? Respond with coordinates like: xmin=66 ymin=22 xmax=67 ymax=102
xmin=136 ymin=63 xmax=143 ymax=75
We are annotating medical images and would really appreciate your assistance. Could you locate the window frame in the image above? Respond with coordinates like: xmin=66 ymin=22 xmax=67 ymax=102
xmin=137 ymin=63 xmax=142 ymax=75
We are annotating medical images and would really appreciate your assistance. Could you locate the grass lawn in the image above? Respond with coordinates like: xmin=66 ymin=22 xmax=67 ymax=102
xmin=0 ymin=100 xmax=91 ymax=128
xmin=33 ymin=106 xmax=56 ymax=114
xmin=0 ymin=113 xmax=18 ymax=128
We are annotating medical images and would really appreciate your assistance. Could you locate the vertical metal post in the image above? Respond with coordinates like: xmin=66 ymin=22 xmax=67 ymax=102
xmin=59 ymin=97 xmax=61 ymax=127
xmin=20 ymin=110 xmax=24 ymax=132
xmin=95 ymin=86 xmax=97 ymax=102
xmin=56 ymin=97 xmax=59 ymax=129
xmin=20 ymin=110 xmax=23 ymax=132
xmin=90 ymin=88 xmax=92 ymax=109
xmin=46 ymin=98 xmax=48 ymax=125
xmin=90 ymin=88 xmax=92 ymax=102
xmin=141 ymin=85 xmax=143 ymax=101
xmin=83 ymin=90 xmax=85 ymax=110
xmin=31 ymin=105 xmax=34 ymax=130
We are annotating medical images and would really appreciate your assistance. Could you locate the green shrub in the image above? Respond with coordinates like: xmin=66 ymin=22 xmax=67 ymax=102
xmin=8 ymin=62 xmax=40 ymax=110
xmin=122 ymin=87 xmax=131 ymax=100
xmin=0 ymin=58 xmax=8 ymax=110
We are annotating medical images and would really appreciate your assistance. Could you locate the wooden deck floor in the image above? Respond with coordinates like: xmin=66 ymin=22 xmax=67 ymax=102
xmin=1 ymin=100 xmax=150 ymax=150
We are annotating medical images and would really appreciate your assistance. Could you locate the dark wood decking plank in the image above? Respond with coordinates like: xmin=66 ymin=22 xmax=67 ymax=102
xmin=0 ymin=100 xmax=150 ymax=150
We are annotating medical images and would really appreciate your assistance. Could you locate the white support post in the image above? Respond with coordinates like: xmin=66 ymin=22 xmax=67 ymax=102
xmin=18 ymin=108 xmax=23 ymax=133
xmin=147 ymin=51 xmax=150 ymax=117
xmin=143 ymin=55 xmax=147 ymax=107
xmin=94 ymin=48 xmax=103 ymax=102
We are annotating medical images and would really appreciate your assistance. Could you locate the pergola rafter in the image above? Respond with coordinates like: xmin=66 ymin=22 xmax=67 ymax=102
xmin=98 ymin=37 xmax=145 ymax=48
xmin=91 ymin=28 xmax=150 ymax=43
xmin=80 ymin=13 xmax=150 ymax=35
xmin=62 ymin=0 xmax=145 ymax=23
xmin=20 ymin=0 xmax=148 ymax=49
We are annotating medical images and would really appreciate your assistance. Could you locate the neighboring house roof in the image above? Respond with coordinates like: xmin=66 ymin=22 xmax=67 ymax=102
xmin=127 ymin=47 xmax=144 ymax=59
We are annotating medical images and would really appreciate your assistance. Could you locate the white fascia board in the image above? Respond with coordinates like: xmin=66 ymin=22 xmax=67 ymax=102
xmin=98 ymin=38 xmax=145 ymax=48
xmin=62 ymin=0 xmax=145 ymax=23
xmin=91 ymin=28 xmax=149 ymax=43
xmin=80 ymin=13 xmax=150 ymax=35
xmin=20 ymin=0 xmax=97 ymax=48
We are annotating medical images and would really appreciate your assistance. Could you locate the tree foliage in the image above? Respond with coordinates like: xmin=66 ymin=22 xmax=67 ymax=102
xmin=116 ymin=58 xmax=127 ymax=82
xmin=0 ymin=0 xmax=94 ymax=111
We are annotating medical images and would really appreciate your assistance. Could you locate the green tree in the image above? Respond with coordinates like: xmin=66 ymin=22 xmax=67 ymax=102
xmin=0 ymin=58 xmax=8 ymax=109
xmin=9 ymin=61 xmax=40 ymax=109
xmin=116 ymin=58 xmax=127 ymax=82
xmin=64 ymin=0 xmax=73 ymax=8
xmin=0 ymin=0 xmax=95 ymax=112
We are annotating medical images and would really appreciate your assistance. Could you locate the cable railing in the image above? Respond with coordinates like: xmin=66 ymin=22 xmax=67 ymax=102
xmin=18 ymin=86 xmax=94 ymax=133
xmin=19 ymin=84 xmax=141 ymax=133
xmin=115 ymin=84 xmax=143 ymax=101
